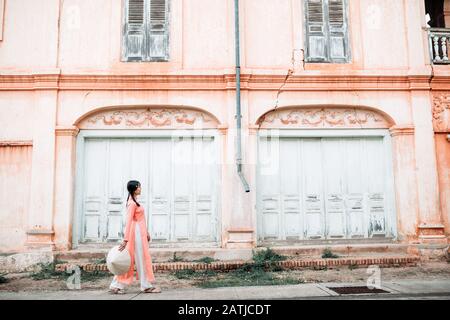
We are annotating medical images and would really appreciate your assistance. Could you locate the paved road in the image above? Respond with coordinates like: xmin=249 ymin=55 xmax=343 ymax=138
xmin=0 ymin=279 xmax=449 ymax=300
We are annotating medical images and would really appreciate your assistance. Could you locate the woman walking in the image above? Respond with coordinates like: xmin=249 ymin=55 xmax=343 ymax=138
xmin=109 ymin=180 xmax=161 ymax=294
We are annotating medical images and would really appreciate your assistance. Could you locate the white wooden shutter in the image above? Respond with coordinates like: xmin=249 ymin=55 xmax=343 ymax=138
xmin=305 ymin=0 xmax=327 ymax=62
xmin=328 ymin=0 xmax=348 ymax=62
xmin=305 ymin=0 xmax=349 ymax=63
xmin=148 ymin=0 xmax=169 ymax=60
xmin=123 ymin=0 xmax=147 ymax=61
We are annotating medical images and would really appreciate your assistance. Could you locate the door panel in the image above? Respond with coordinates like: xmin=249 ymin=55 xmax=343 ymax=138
xmin=344 ymin=138 xmax=365 ymax=238
xmin=150 ymin=139 xmax=171 ymax=240
xmin=173 ymin=137 xmax=193 ymax=240
xmin=322 ymin=138 xmax=346 ymax=238
xmin=106 ymin=140 xmax=130 ymax=241
xmin=82 ymin=140 xmax=107 ymax=241
xmin=364 ymin=138 xmax=387 ymax=237
xmin=280 ymin=139 xmax=302 ymax=239
xmin=257 ymin=134 xmax=394 ymax=242
xmin=302 ymin=139 xmax=325 ymax=239
xmin=258 ymin=137 xmax=281 ymax=240
xmin=193 ymin=137 xmax=216 ymax=240
xmin=80 ymin=136 xmax=218 ymax=244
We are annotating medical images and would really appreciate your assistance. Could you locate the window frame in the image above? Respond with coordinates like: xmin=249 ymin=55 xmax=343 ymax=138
xmin=121 ymin=0 xmax=171 ymax=62
xmin=303 ymin=0 xmax=351 ymax=64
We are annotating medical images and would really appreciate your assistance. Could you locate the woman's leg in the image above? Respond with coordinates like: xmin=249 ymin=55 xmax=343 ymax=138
xmin=109 ymin=276 xmax=126 ymax=293
xmin=109 ymin=276 xmax=125 ymax=289
xmin=135 ymin=226 xmax=154 ymax=291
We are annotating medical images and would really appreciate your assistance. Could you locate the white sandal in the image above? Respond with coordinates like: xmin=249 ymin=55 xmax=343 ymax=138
xmin=109 ymin=288 xmax=126 ymax=295
xmin=142 ymin=287 xmax=161 ymax=293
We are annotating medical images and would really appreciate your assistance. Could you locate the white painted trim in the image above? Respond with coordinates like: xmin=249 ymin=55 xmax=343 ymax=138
xmin=258 ymin=128 xmax=390 ymax=138
xmin=73 ymin=132 xmax=85 ymax=248
xmin=383 ymin=132 xmax=398 ymax=239
xmin=73 ymin=129 xmax=221 ymax=248
xmin=77 ymin=129 xmax=219 ymax=139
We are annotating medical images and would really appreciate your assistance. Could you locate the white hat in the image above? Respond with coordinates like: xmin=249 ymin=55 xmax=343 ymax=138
xmin=106 ymin=246 xmax=131 ymax=276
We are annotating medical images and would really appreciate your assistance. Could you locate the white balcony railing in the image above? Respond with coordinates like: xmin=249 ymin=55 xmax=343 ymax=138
xmin=429 ymin=28 xmax=450 ymax=64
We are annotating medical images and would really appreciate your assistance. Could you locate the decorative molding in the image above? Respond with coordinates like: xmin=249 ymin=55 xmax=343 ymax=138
xmin=78 ymin=107 xmax=220 ymax=129
xmin=217 ymin=124 xmax=228 ymax=135
xmin=432 ymin=92 xmax=450 ymax=132
xmin=248 ymin=124 xmax=260 ymax=135
xmin=258 ymin=107 xmax=391 ymax=129
xmin=26 ymin=229 xmax=55 ymax=235
xmin=0 ymin=140 xmax=33 ymax=147
xmin=389 ymin=125 xmax=415 ymax=137
xmin=227 ymin=228 xmax=254 ymax=233
xmin=0 ymin=73 xmax=437 ymax=92
xmin=418 ymin=224 xmax=446 ymax=244
xmin=226 ymin=229 xmax=255 ymax=248
xmin=55 ymin=126 xmax=80 ymax=137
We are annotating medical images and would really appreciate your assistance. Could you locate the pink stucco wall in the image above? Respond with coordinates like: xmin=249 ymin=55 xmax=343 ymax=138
xmin=0 ymin=0 xmax=448 ymax=254
xmin=0 ymin=144 xmax=32 ymax=252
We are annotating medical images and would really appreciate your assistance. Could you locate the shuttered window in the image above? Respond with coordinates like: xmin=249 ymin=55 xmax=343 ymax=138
xmin=122 ymin=0 xmax=170 ymax=62
xmin=305 ymin=0 xmax=350 ymax=63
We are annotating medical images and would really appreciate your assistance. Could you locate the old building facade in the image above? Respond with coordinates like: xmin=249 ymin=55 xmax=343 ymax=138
xmin=0 ymin=0 xmax=449 ymax=259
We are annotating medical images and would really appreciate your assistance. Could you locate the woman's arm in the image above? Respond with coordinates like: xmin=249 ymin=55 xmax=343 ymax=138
xmin=119 ymin=201 xmax=136 ymax=251
xmin=123 ymin=201 xmax=136 ymax=241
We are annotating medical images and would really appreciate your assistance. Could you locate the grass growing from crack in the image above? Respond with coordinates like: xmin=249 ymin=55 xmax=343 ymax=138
xmin=31 ymin=261 xmax=67 ymax=281
xmin=174 ymin=269 xmax=217 ymax=280
xmin=322 ymin=248 xmax=339 ymax=259
xmin=172 ymin=248 xmax=303 ymax=288
xmin=194 ymin=257 xmax=216 ymax=264
xmin=31 ymin=260 xmax=111 ymax=282
xmin=348 ymin=263 xmax=359 ymax=270
xmin=92 ymin=257 xmax=107 ymax=264
xmin=198 ymin=267 xmax=303 ymax=289
xmin=79 ymin=270 xmax=111 ymax=281
xmin=170 ymin=252 xmax=185 ymax=262
xmin=0 ymin=273 xmax=9 ymax=284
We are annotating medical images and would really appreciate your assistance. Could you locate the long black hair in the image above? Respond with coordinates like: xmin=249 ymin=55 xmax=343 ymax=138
xmin=126 ymin=180 xmax=141 ymax=207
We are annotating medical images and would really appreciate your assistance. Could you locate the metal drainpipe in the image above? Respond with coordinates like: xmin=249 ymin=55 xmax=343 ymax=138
xmin=234 ymin=0 xmax=250 ymax=193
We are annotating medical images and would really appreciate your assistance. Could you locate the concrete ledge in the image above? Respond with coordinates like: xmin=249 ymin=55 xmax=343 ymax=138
xmin=55 ymin=247 xmax=254 ymax=263
xmin=0 ymin=252 xmax=54 ymax=273
xmin=54 ymin=255 xmax=420 ymax=273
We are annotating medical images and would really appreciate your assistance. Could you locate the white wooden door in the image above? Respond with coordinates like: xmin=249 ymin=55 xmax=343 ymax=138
xmin=80 ymin=137 xmax=218 ymax=244
xmin=257 ymin=134 xmax=394 ymax=242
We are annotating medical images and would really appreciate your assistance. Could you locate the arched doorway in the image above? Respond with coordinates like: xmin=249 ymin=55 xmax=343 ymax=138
xmin=255 ymin=106 xmax=397 ymax=244
xmin=73 ymin=106 xmax=222 ymax=248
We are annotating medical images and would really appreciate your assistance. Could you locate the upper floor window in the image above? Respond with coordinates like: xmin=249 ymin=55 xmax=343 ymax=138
xmin=425 ymin=0 xmax=445 ymax=28
xmin=304 ymin=0 xmax=350 ymax=63
xmin=122 ymin=0 xmax=170 ymax=62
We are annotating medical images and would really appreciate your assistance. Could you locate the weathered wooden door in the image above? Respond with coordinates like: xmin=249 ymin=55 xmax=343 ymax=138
xmin=257 ymin=134 xmax=395 ymax=242
xmin=80 ymin=137 xmax=218 ymax=245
